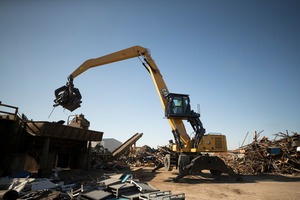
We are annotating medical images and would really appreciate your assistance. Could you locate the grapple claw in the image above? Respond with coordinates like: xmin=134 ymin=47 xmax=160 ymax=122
xmin=54 ymin=77 xmax=82 ymax=112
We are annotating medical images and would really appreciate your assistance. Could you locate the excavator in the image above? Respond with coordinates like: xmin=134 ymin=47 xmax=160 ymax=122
xmin=53 ymin=46 xmax=241 ymax=181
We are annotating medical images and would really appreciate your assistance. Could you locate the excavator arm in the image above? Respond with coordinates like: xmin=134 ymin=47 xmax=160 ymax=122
xmin=54 ymin=46 xmax=205 ymax=150
xmin=70 ymin=46 xmax=148 ymax=79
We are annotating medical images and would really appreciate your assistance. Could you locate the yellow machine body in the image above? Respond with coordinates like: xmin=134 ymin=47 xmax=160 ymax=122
xmin=172 ymin=134 xmax=227 ymax=152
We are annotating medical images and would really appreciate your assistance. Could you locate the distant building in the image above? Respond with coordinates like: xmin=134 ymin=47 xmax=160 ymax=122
xmin=99 ymin=138 xmax=122 ymax=152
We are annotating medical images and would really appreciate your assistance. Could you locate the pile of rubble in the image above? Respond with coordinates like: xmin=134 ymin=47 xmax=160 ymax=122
xmin=118 ymin=146 xmax=163 ymax=168
xmin=0 ymin=170 xmax=185 ymax=200
xmin=221 ymin=131 xmax=300 ymax=175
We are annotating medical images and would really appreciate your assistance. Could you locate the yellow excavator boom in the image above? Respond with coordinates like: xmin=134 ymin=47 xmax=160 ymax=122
xmin=71 ymin=46 xmax=147 ymax=78
xmin=69 ymin=45 xmax=191 ymax=144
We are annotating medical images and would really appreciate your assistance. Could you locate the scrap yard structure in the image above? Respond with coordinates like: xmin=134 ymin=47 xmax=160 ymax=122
xmin=0 ymin=102 xmax=103 ymax=177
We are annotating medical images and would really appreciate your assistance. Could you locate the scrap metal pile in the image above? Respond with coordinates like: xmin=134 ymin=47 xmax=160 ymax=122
xmin=118 ymin=146 xmax=164 ymax=168
xmin=91 ymin=145 xmax=164 ymax=170
xmin=0 ymin=171 xmax=185 ymax=200
xmin=220 ymin=131 xmax=300 ymax=175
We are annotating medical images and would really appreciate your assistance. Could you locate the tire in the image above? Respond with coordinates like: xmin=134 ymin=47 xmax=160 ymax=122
xmin=164 ymin=154 xmax=173 ymax=171
xmin=178 ymin=155 xmax=189 ymax=173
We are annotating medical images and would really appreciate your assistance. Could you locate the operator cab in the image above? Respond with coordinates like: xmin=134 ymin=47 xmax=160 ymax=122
xmin=166 ymin=93 xmax=192 ymax=119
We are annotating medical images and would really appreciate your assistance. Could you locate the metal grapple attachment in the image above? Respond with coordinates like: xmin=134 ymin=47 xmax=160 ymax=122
xmin=53 ymin=76 xmax=82 ymax=112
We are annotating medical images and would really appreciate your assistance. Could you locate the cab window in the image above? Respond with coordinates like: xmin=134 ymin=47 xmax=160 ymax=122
xmin=172 ymin=97 xmax=183 ymax=115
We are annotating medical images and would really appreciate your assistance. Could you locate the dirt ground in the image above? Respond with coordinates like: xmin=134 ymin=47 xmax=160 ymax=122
xmin=136 ymin=167 xmax=300 ymax=200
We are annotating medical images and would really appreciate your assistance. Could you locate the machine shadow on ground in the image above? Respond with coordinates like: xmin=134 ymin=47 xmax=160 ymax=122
xmin=137 ymin=168 xmax=300 ymax=184
xmin=162 ymin=171 xmax=300 ymax=184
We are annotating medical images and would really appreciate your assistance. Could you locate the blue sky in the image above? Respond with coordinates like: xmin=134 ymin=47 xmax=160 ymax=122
xmin=1 ymin=0 xmax=299 ymax=150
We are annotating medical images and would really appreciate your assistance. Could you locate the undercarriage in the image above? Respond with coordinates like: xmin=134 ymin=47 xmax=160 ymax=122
xmin=163 ymin=153 xmax=242 ymax=182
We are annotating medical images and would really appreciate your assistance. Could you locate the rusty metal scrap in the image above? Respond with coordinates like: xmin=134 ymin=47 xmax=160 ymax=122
xmin=220 ymin=131 xmax=300 ymax=175
xmin=117 ymin=145 xmax=163 ymax=167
